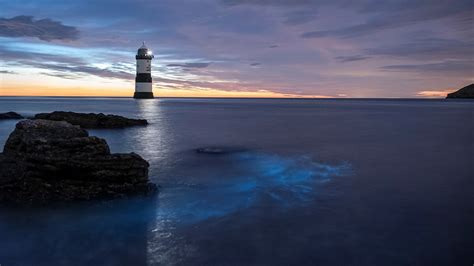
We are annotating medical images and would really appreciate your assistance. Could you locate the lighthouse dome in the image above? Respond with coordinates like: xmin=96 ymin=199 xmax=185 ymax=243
xmin=136 ymin=42 xmax=154 ymax=59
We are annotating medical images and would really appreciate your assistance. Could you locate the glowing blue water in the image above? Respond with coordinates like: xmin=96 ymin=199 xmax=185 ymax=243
xmin=155 ymin=152 xmax=351 ymax=224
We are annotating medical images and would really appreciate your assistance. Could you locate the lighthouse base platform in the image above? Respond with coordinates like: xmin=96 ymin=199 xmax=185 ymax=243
xmin=133 ymin=92 xmax=154 ymax=99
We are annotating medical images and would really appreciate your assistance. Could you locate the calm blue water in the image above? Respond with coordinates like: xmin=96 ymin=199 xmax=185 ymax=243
xmin=0 ymin=97 xmax=473 ymax=265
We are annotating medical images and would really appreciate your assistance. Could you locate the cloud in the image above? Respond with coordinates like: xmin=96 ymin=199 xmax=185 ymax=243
xmin=0 ymin=48 xmax=85 ymax=65
xmin=250 ymin=62 xmax=261 ymax=66
xmin=0 ymin=70 xmax=17 ymax=74
xmin=221 ymin=0 xmax=319 ymax=26
xmin=39 ymin=72 xmax=80 ymax=80
xmin=0 ymin=44 xmax=128 ymax=80
xmin=301 ymin=23 xmax=391 ymax=39
xmin=335 ymin=36 xmax=473 ymax=68
xmin=221 ymin=0 xmax=315 ymax=6
xmin=283 ymin=10 xmax=317 ymax=25
xmin=381 ymin=60 xmax=473 ymax=73
xmin=9 ymin=57 xmax=134 ymax=80
xmin=166 ymin=62 xmax=211 ymax=68
xmin=365 ymin=37 xmax=474 ymax=60
xmin=334 ymin=55 xmax=371 ymax=63
xmin=301 ymin=0 xmax=473 ymax=39
xmin=416 ymin=89 xmax=452 ymax=98
xmin=268 ymin=44 xmax=279 ymax=48
xmin=0 ymin=16 xmax=79 ymax=41
xmin=41 ymin=64 xmax=134 ymax=79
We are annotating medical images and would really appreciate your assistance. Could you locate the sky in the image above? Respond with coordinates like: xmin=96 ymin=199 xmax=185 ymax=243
xmin=0 ymin=0 xmax=473 ymax=98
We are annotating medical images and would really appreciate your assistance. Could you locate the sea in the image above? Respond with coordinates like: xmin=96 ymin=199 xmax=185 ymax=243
xmin=0 ymin=97 xmax=473 ymax=265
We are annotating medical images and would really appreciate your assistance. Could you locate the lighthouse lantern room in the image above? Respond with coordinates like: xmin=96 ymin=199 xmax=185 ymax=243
xmin=134 ymin=42 xmax=154 ymax=99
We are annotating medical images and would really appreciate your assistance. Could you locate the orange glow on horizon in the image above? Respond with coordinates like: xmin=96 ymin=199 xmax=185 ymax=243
xmin=0 ymin=84 xmax=333 ymax=98
xmin=1 ymin=82 xmax=454 ymax=99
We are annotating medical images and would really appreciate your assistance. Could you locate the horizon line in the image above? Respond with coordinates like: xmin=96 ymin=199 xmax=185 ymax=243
xmin=0 ymin=96 xmax=456 ymax=100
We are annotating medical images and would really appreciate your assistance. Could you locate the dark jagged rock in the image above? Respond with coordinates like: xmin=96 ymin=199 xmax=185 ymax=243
xmin=446 ymin=84 xmax=474 ymax=99
xmin=0 ymin=119 xmax=157 ymax=205
xmin=0 ymin=112 xmax=24 ymax=120
xmin=34 ymin=111 xmax=148 ymax=128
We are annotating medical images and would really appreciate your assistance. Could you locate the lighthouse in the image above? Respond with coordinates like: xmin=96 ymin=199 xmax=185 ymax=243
xmin=134 ymin=42 xmax=154 ymax=99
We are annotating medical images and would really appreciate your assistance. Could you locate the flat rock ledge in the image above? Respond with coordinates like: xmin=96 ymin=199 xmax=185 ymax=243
xmin=0 ymin=119 xmax=157 ymax=205
xmin=0 ymin=112 xmax=24 ymax=120
xmin=34 ymin=111 xmax=148 ymax=128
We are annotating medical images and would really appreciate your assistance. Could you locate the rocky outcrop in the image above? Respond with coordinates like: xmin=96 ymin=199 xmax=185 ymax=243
xmin=34 ymin=111 xmax=148 ymax=128
xmin=0 ymin=112 xmax=24 ymax=120
xmin=446 ymin=84 xmax=474 ymax=99
xmin=0 ymin=119 xmax=157 ymax=205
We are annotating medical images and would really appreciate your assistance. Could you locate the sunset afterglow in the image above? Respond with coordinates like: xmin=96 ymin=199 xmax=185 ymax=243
xmin=0 ymin=0 xmax=472 ymax=97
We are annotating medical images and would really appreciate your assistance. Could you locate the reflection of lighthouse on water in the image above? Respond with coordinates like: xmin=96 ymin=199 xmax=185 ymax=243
xmin=134 ymin=42 xmax=154 ymax=99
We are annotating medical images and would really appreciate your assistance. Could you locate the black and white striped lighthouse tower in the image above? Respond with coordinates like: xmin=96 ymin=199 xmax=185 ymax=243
xmin=134 ymin=42 xmax=154 ymax=99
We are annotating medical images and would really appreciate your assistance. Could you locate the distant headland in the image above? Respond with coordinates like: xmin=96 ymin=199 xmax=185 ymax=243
xmin=446 ymin=84 xmax=474 ymax=99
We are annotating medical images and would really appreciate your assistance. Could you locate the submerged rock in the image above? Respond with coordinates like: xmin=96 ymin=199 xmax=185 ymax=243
xmin=196 ymin=147 xmax=227 ymax=154
xmin=0 ymin=112 xmax=24 ymax=120
xmin=0 ymin=119 xmax=157 ymax=205
xmin=34 ymin=111 xmax=148 ymax=128
xmin=195 ymin=146 xmax=246 ymax=155
xmin=446 ymin=84 xmax=474 ymax=99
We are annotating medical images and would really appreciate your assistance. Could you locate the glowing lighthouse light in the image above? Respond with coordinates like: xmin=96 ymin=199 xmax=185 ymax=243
xmin=134 ymin=42 xmax=154 ymax=99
